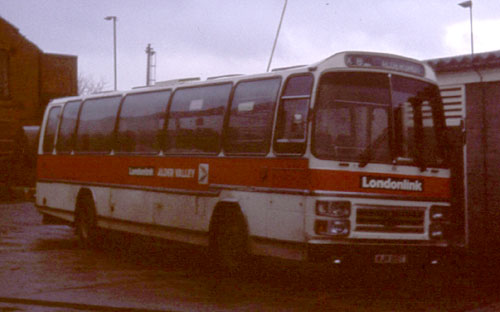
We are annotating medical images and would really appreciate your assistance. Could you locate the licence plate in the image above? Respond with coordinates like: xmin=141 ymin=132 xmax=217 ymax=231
xmin=374 ymin=254 xmax=407 ymax=264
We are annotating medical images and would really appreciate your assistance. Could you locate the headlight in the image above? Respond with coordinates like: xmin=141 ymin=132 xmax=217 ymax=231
xmin=316 ymin=201 xmax=351 ymax=218
xmin=430 ymin=205 xmax=447 ymax=221
xmin=315 ymin=220 xmax=350 ymax=236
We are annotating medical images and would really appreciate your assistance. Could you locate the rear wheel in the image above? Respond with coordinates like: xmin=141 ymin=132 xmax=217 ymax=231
xmin=211 ymin=210 xmax=248 ymax=275
xmin=75 ymin=197 xmax=99 ymax=249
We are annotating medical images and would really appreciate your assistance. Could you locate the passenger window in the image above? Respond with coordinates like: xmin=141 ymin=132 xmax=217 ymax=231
xmin=75 ymin=96 xmax=121 ymax=153
xmin=117 ymin=90 xmax=170 ymax=153
xmin=165 ymin=83 xmax=231 ymax=154
xmin=56 ymin=100 xmax=81 ymax=153
xmin=43 ymin=106 xmax=61 ymax=154
xmin=224 ymin=78 xmax=281 ymax=155
xmin=275 ymin=100 xmax=308 ymax=140
xmin=274 ymin=75 xmax=313 ymax=155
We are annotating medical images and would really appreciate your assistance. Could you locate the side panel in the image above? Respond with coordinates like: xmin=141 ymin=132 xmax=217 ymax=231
xmin=268 ymin=194 xmax=306 ymax=242
xmin=36 ymin=182 xmax=77 ymax=222
xmin=36 ymin=155 xmax=311 ymax=256
xmin=109 ymin=188 xmax=153 ymax=225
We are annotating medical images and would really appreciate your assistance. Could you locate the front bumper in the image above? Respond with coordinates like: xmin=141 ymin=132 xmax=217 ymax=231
xmin=307 ymin=240 xmax=457 ymax=267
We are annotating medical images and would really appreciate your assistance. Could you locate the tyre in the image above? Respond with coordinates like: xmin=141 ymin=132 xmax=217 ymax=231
xmin=75 ymin=196 xmax=99 ymax=249
xmin=211 ymin=210 xmax=248 ymax=275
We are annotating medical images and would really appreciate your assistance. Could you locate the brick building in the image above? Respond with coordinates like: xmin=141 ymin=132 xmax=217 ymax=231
xmin=0 ymin=16 xmax=77 ymax=126
xmin=0 ymin=16 xmax=77 ymax=189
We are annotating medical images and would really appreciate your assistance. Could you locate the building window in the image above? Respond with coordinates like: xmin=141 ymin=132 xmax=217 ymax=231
xmin=0 ymin=49 xmax=9 ymax=99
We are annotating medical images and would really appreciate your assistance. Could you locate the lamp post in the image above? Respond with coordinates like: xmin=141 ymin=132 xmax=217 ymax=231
xmin=458 ymin=0 xmax=474 ymax=55
xmin=104 ymin=16 xmax=117 ymax=91
xmin=266 ymin=0 xmax=288 ymax=72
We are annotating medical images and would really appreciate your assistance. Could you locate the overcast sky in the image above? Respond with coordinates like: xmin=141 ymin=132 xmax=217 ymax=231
xmin=1 ymin=0 xmax=500 ymax=91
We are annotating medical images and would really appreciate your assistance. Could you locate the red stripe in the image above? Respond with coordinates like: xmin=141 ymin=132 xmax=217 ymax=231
xmin=37 ymin=155 xmax=449 ymax=199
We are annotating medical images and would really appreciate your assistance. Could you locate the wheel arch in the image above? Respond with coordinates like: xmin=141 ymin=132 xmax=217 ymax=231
xmin=74 ymin=187 xmax=96 ymax=223
xmin=208 ymin=200 xmax=249 ymax=247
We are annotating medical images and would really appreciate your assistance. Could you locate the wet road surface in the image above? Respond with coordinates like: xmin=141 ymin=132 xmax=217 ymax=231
xmin=1 ymin=202 xmax=500 ymax=311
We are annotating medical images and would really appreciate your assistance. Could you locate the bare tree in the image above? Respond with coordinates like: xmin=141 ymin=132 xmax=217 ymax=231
xmin=78 ymin=73 xmax=108 ymax=95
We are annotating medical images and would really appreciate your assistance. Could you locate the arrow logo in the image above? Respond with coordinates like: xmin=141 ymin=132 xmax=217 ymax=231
xmin=198 ymin=163 xmax=209 ymax=185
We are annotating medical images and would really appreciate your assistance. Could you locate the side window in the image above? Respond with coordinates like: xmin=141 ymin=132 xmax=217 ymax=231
xmin=56 ymin=100 xmax=81 ymax=153
xmin=274 ymin=75 xmax=313 ymax=155
xmin=165 ymin=83 xmax=231 ymax=154
xmin=116 ymin=90 xmax=170 ymax=153
xmin=224 ymin=78 xmax=281 ymax=155
xmin=42 ymin=106 xmax=61 ymax=154
xmin=75 ymin=96 xmax=121 ymax=153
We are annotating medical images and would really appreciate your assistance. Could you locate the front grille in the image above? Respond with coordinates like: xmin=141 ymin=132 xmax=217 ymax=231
xmin=355 ymin=206 xmax=425 ymax=234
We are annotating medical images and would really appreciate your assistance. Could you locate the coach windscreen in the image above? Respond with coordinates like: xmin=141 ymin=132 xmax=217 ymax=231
xmin=312 ymin=72 xmax=447 ymax=168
